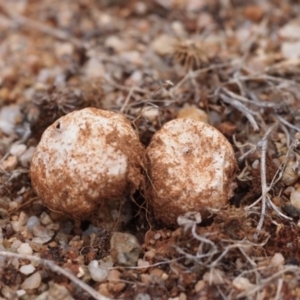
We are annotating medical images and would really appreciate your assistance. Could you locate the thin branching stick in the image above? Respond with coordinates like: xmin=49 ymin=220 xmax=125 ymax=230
xmin=237 ymin=265 xmax=300 ymax=298
xmin=0 ymin=251 xmax=112 ymax=300
xmin=173 ymin=62 xmax=231 ymax=92
xmin=255 ymin=123 xmax=278 ymax=236
xmin=276 ymin=115 xmax=300 ymax=133
xmin=219 ymin=93 xmax=260 ymax=131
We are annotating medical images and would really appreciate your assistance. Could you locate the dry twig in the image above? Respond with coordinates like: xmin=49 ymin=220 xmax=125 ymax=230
xmin=0 ymin=251 xmax=112 ymax=300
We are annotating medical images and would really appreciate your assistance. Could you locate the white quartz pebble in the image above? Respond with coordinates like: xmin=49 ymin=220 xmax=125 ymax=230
xmin=271 ymin=253 xmax=285 ymax=267
xmin=10 ymin=143 xmax=27 ymax=157
xmin=17 ymin=243 xmax=33 ymax=255
xmin=26 ymin=216 xmax=41 ymax=232
xmin=290 ymin=189 xmax=300 ymax=209
xmin=88 ymin=260 xmax=112 ymax=282
xmin=21 ymin=272 xmax=41 ymax=289
xmin=20 ymin=264 xmax=36 ymax=275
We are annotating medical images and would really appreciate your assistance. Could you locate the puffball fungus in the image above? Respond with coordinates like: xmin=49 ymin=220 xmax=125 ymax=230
xmin=30 ymin=107 xmax=144 ymax=221
xmin=146 ymin=118 xmax=237 ymax=227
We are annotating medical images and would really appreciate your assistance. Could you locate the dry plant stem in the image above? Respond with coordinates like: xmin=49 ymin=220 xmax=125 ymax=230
xmin=221 ymin=87 xmax=276 ymax=108
xmin=237 ymin=265 xmax=300 ymax=298
xmin=175 ymin=213 xmax=218 ymax=265
xmin=219 ymin=93 xmax=260 ymax=131
xmin=276 ymin=115 xmax=300 ymax=133
xmin=208 ymin=239 xmax=263 ymax=269
xmin=120 ymin=86 xmax=134 ymax=113
xmin=227 ymin=74 xmax=298 ymax=86
xmin=173 ymin=62 xmax=231 ymax=93
xmin=255 ymin=124 xmax=279 ymax=236
xmin=111 ymin=256 xmax=185 ymax=271
xmin=274 ymin=278 xmax=283 ymax=300
xmin=175 ymin=214 xmax=268 ymax=273
xmin=103 ymin=75 xmax=149 ymax=94
xmin=246 ymin=131 xmax=297 ymax=219
xmin=233 ymin=137 xmax=257 ymax=162
xmin=0 ymin=3 xmax=83 ymax=47
xmin=8 ymin=197 xmax=38 ymax=216
xmin=279 ymin=122 xmax=291 ymax=148
xmin=0 ymin=169 xmax=28 ymax=191
xmin=190 ymin=73 xmax=201 ymax=103
xmin=0 ymin=251 xmax=112 ymax=300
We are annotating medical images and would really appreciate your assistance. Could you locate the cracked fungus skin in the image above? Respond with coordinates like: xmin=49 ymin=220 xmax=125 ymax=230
xmin=30 ymin=108 xmax=144 ymax=220
xmin=146 ymin=118 xmax=237 ymax=227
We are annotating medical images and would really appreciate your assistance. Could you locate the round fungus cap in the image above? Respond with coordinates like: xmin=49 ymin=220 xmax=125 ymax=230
xmin=146 ymin=118 xmax=237 ymax=227
xmin=30 ymin=107 xmax=144 ymax=220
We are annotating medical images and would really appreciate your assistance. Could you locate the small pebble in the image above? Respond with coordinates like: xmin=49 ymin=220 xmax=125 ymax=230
xmin=107 ymin=270 xmax=126 ymax=293
xmin=11 ymin=220 xmax=23 ymax=232
xmin=1 ymin=286 xmax=15 ymax=299
xmin=1 ymin=155 xmax=18 ymax=171
xmin=17 ymin=243 xmax=33 ymax=255
xmin=168 ymin=293 xmax=187 ymax=300
xmin=34 ymin=283 xmax=73 ymax=300
xmin=32 ymin=225 xmax=53 ymax=244
xmin=20 ymin=264 xmax=36 ymax=275
xmin=134 ymin=2 xmax=147 ymax=15
xmin=88 ymin=260 xmax=112 ymax=282
xmin=194 ymin=280 xmax=205 ymax=292
xmin=18 ymin=211 xmax=29 ymax=226
xmin=281 ymin=161 xmax=299 ymax=186
xmin=11 ymin=239 xmax=22 ymax=250
xmin=0 ymin=105 xmax=21 ymax=135
xmin=105 ymin=35 xmax=126 ymax=53
xmin=9 ymin=200 xmax=20 ymax=210
xmin=137 ymin=259 xmax=150 ymax=272
xmin=21 ymin=272 xmax=41 ymax=290
xmin=98 ymin=283 xmax=112 ymax=298
xmin=140 ymin=274 xmax=149 ymax=284
xmin=144 ymin=249 xmax=156 ymax=260
xmin=110 ymin=232 xmax=142 ymax=266
xmin=179 ymin=293 xmax=187 ymax=300
xmin=150 ymin=268 xmax=163 ymax=278
xmin=154 ymin=233 xmax=161 ymax=240
xmin=171 ymin=20 xmax=187 ymax=38
xmin=26 ymin=216 xmax=41 ymax=232
xmin=271 ymin=253 xmax=285 ymax=267
xmin=290 ymin=189 xmax=300 ymax=209
xmin=29 ymin=242 xmax=44 ymax=252
xmin=134 ymin=294 xmax=151 ymax=300
xmin=107 ymin=269 xmax=121 ymax=282
xmin=32 ymin=225 xmax=54 ymax=238
xmin=140 ymin=107 xmax=160 ymax=122
xmin=19 ymin=146 xmax=35 ymax=167
xmin=55 ymin=232 xmax=69 ymax=245
xmin=151 ymin=34 xmax=176 ymax=56
xmin=32 ymin=236 xmax=52 ymax=244
xmin=120 ymin=51 xmax=142 ymax=66
xmin=10 ymin=143 xmax=27 ymax=157
xmin=16 ymin=290 xmax=26 ymax=297
xmin=203 ymin=268 xmax=225 ymax=285
xmin=40 ymin=212 xmax=52 ymax=225
xmin=108 ymin=281 xmax=126 ymax=294
xmin=233 ymin=277 xmax=254 ymax=291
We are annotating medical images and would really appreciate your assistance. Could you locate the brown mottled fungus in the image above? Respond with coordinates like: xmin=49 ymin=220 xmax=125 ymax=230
xmin=30 ymin=108 xmax=144 ymax=223
xmin=146 ymin=118 xmax=237 ymax=227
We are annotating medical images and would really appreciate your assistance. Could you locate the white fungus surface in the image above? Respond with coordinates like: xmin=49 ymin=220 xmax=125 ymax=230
xmin=30 ymin=108 xmax=144 ymax=220
xmin=146 ymin=118 xmax=237 ymax=226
